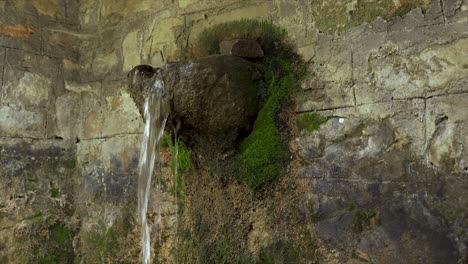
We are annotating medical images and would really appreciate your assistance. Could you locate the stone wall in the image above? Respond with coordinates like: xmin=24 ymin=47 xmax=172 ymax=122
xmin=0 ymin=0 xmax=467 ymax=263
xmin=0 ymin=1 xmax=82 ymax=263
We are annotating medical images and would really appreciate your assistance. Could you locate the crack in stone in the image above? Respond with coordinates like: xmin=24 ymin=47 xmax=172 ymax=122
xmin=440 ymin=0 xmax=447 ymax=23
xmin=1 ymin=48 xmax=6 ymax=96
xmin=80 ymin=132 xmax=143 ymax=141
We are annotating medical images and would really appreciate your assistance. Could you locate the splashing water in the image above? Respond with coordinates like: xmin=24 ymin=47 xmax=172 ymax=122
xmin=138 ymin=72 xmax=168 ymax=264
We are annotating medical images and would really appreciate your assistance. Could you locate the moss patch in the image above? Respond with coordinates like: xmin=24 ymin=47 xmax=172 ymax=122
xmin=50 ymin=187 xmax=60 ymax=198
xmin=182 ymin=19 xmax=306 ymax=190
xmin=164 ymin=134 xmax=192 ymax=195
xmin=237 ymin=74 xmax=291 ymax=190
xmin=298 ymin=113 xmax=327 ymax=132
xmin=352 ymin=210 xmax=375 ymax=234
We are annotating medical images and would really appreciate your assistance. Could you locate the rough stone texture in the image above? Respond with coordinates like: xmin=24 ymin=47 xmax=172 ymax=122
xmin=165 ymin=56 xmax=259 ymax=137
xmin=1 ymin=0 xmax=468 ymax=263
xmin=129 ymin=55 xmax=260 ymax=152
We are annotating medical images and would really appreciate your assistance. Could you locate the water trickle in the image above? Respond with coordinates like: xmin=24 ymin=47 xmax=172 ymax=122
xmin=137 ymin=71 xmax=168 ymax=264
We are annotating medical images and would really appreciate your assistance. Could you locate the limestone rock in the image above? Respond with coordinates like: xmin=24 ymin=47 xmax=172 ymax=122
xmin=219 ymin=39 xmax=264 ymax=58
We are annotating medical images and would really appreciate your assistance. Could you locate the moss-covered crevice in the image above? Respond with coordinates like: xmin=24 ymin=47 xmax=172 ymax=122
xmin=163 ymin=134 xmax=192 ymax=195
xmin=298 ymin=113 xmax=327 ymax=132
xmin=184 ymin=19 xmax=306 ymax=190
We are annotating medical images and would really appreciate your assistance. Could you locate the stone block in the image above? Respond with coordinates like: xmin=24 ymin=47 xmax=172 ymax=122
xmin=122 ymin=31 xmax=141 ymax=72
xmin=447 ymin=0 xmax=468 ymax=23
xmin=324 ymin=99 xmax=426 ymax=155
xmin=368 ymin=38 xmax=468 ymax=100
xmin=1 ymin=71 xmax=51 ymax=107
xmin=295 ymin=83 xmax=354 ymax=112
xmin=79 ymin=92 xmax=143 ymax=139
xmin=311 ymin=35 xmax=352 ymax=84
xmin=297 ymin=44 xmax=316 ymax=63
xmin=426 ymin=94 xmax=468 ymax=173
xmin=77 ymin=134 xmax=141 ymax=202
xmin=141 ymin=16 xmax=183 ymax=65
xmin=80 ymin=37 xmax=121 ymax=81
xmin=1 ymin=50 xmax=58 ymax=107
xmin=0 ymin=22 xmax=42 ymax=54
xmin=351 ymin=32 xmax=387 ymax=82
xmin=62 ymin=58 xmax=81 ymax=81
xmin=188 ymin=3 xmax=271 ymax=44
xmin=0 ymin=105 xmax=46 ymax=138
xmin=79 ymin=0 xmax=174 ymax=28
xmin=55 ymin=93 xmax=82 ymax=140
xmin=274 ymin=0 xmax=315 ymax=47
xmin=42 ymin=29 xmax=80 ymax=60
xmin=179 ymin=0 xmax=253 ymax=13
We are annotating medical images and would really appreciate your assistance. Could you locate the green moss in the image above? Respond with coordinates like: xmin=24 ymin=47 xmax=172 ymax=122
xmin=184 ymin=20 xmax=306 ymax=190
xmin=298 ymin=113 xmax=327 ymax=132
xmin=237 ymin=75 xmax=291 ymax=190
xmin=455 ymin=228 xmax=463 ymax=237
xmin=37 ymin=224 xmax=74 ymax=264
xmin=164 ymin=134 xmax=192 ymax=195
xmin=50 ymin=187 xmax=60 ymax=198
xmin=352 ymin=210 xmax=375 ymax=234
xmin=25 ymin=212 xmax=47 ymax=223
xmin=236 ymin=57 xmax=305 ymax=189
xmin=346 ymin=203 xmax=356 ymax=212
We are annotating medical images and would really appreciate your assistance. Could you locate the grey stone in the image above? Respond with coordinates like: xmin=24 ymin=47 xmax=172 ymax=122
xmin=77 ymin=135 xmax=141 ymax=202
xmin=219 ymin=39 xmax=264 ymax=58
xmin=0 ymin=105 xmax=46 ymax=138
xmin=295 ymin=83 xmax=354 ymax=111
xmin=426 ymin=94 xmax=468 ymax=173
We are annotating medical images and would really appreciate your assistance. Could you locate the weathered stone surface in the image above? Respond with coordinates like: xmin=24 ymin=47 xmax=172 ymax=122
xmin=1 ymin=71 xmax=51 ymax=106
xmin=166 ymin=56 xmax=258 ymax=137
xmin=188 ymin=3 xmax=271 ymax=43
xmin=312 ymin=36 xmax=352 ymax=84
xmin=368 ymin=38 xmax=468 ymax=100
xmin=129 ymin=55 xmax=260 ymax=140
xmin=1 ymin=0 xmax=467 ymax=262
xmin=0 ymin=105 xmax=46 ymax=138
xmin=141 ymin=16 xmax=184 ymax=65
xmin=55 ymin=93 xmax=81 ymax=139
xmin=43 ymin=29 xmax=80 ymax=60
xmin=122 ymin=31 xmax=141 ymax=72
xmin=0 ymin=48 xmax=4 ymax=85
xmin=79 ymin=92 xmax=143 ymax=139
xmin=295 ymin=83 xmax=354 ymax=111
xmin=219 ymin=39 xmax=264 ymax=58
xmin=77 ymin=135 xmax=140 ymax=202
xmin=426 ymin=94 xmax=468 ymax=173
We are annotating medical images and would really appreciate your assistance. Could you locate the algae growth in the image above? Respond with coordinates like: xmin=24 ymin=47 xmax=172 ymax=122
xmin=186 ymin=19 xmax=306 ymax=190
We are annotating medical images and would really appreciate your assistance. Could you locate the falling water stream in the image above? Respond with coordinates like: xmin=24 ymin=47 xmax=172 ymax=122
xmin=137 ymin=72 xmax=169 ymax=264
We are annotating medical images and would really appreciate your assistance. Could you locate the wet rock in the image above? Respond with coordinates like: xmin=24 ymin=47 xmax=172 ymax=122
xmin=219 ymin=39 xmax=264 ymax=58
xmin=128 ymin=55 xmax=260 ymax=148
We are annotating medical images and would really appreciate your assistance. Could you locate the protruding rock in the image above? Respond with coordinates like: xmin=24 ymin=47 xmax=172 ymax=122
xmin=219 ymin=39 xmax=264 ymax=58
xmin=128 ymin=55 xmax=260 ymax=148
